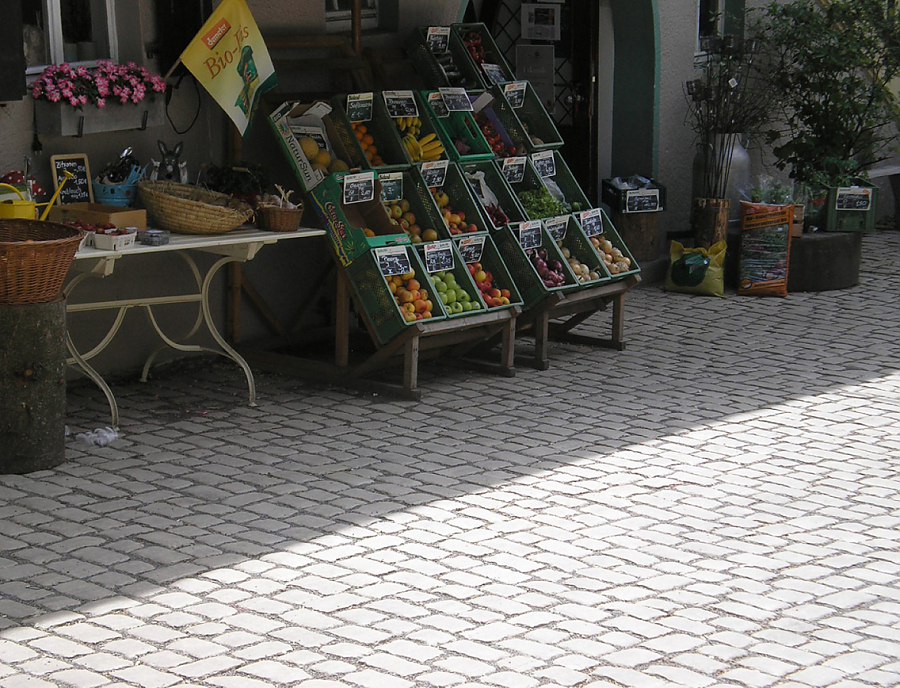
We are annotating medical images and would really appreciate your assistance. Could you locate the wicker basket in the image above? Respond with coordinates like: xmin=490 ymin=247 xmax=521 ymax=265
xmin=138 ymin=180 xmax=254 ymax=235
xmin=256 ymin=203 xmax=304 ymax=232
xmin=0 ymin=220 xmax=85 ymax=304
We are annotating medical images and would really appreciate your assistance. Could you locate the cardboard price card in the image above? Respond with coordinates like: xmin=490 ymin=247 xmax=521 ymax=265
xmin=342 ymin=171 xmax=376 ymax=204
xmin=376 ymin=246 xmax=412 ymax=276
xmin=428 ymin=92 xmax=450 ymax=118
xmin=383 ymin=90 xmax=419 ymax=119
xmin=625 ymin=188 xmax=661 ymax=213
xmin=421 ymin=160 xmax=450 ymax=188
xmin=531 ymin=150 xmax=556 ymax=178
xmin=481 ymin=63 xmax=508 ymax=86
xmin=457 ymin=235 xmax=486 ymax=264
xmin=835 ymin=186 xmax=872 ymax=211
xmin=424 ymin=241 xmax=455 ymax=273
xmin=346 ymin=92 xmax=374 ymax=123
xmin=503 ymin=81 xmax=527 ymax=108
xmin=502 ymin=157 xmax=528 ymax=184
xmin=439 ymin=87 xmax=474 ymax=112
xmin=544 ymin=215 xmax=568 ymax=242
xmin=426 ymin=26 xmax=451 ymax=53
xmin=379 ymin=172 xmax=403 ymax=202
xmin=517 ymin=220 xmax=543 ymax=249
xmin=579 ymin=208 xmax=604 ymax=237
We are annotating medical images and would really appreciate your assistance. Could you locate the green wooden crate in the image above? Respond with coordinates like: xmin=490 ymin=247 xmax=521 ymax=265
xmin=414 ymin=162 xmax=491 ymax=239
xmin=394 ymin=91 xmax=450 ymax=166
xmin=452 ymin=23 xmax=516 ymax=87
xmin=407 ymin=28 xmax=485 ymax=91
xmin=537 ymin=150 xmax=592 ymax=214
xmin=823 ymin=183 xmax=879 ymax=232
xmin=420 ymin=90 xmax=494 ymax=163
xmin=328 ymin=94 xmax=373 ymax=170
xmin=460 ymin=160 xmax=527 ymax=231
xmin=332 ymin=93 xmax=410 ymax=171
xmin=493 ymin=222 xmax=579 ymax=309
xmin=453 ymin=233 xmax=524 ymax=312
xmin=415 ymin=240 xmax=487 ymax=318
xmin=491 ymin=83 xmax=564 ymax=153
xmin=498 ymin=157 xmax=569 ymax=221
xmin=576 ymin=209 xmax=642 ymax=281
xmin=380 ymin=166 xmax=444 ymax=244
xmin=544 ymin=215 xmax=612 ymax=290
xmin=344 ymin=244 xmax=447 ymax=346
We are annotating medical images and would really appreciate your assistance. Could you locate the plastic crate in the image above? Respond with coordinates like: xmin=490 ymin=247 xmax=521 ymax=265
xmin=415 ymin=241 xmax=487 ymax=317
xmin=823 ymin=183 xmax=879 ymax=232
xmin=415 ymin=162 xmax=491 ymax=239
xmin=576 ymin=209 xmax=642 ymax=281
xmin=498 ymin=157 xmax=569 ymax=221
xmin=470 ymin=94 xmax=521 ymax=159
xmin=333 ymin=93 xmax=409 ymax=171
xmin=380 ymin=166 xmax=444 ymax=244
xmin=544 ymin=215 xmax=612 ymax=290
xmin=421 ymin=90 xmax=494 ymax=163
xmin=493 ymin=223 xmax=579 ymax=309
xmin=540 ymin=151 xmax=592 ymax=214
xmin=601 ymin=178 xmax=667 ymax=214
xmin=388 ymin=91 xmax=448 ymax=166
xmin=407 ymin=28 xmax=485 ymax=91
xmin=452 ymin=23 xmax=516 ymax=87
xmin=460 ymin=160 xmax=527 ymax=231
xmin=320 ymin=96 xmax=368 ymax=170
xmin=491 ymin=83 xmax=563 ymax=153
xmin=453 ymin=233 xmax=524 ymax=312
xmin=344 ymin=244 xmax=447 ymax=346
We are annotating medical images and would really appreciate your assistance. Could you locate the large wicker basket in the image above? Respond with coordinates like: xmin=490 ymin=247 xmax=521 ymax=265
xmin=138 ymin=180 xmax=254 ymax=235
xmin=0 ymin=220 xmax=85 ymax=304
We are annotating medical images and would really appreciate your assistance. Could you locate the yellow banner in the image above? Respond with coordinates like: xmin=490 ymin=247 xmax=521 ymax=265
xmin=180 ymin=0 xmax=277 ymax=136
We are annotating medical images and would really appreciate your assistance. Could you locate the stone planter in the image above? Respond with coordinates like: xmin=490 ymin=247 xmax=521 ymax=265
xmin=35 ymin=98 xmax=164 ymax=137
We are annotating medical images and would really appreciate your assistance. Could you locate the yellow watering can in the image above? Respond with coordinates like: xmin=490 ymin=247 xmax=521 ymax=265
xmin=0 ymin=170 xmax=75 ymax=221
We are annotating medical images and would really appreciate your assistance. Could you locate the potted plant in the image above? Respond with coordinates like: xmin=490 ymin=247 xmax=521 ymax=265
xmin=685 ymin=34 xmax=771 ymax=247
xmin=205 ymin=162 xmax=271 ymax=207
xmin=754 ymin=0 xmax=900 ymax=228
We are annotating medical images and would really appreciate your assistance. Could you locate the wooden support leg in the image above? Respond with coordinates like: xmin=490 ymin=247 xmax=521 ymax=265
xmin=403 ymin=335 xmax=419 ymax=393
xmin=335 ymin=271 xmax=350 ymax=367
xmin=611 ymin=292 xmax=626 ymax=350
xmin=500 ymin=316 xmax=516 ymax=375
xmin=534 ymin=311 xmax=550 ymax=370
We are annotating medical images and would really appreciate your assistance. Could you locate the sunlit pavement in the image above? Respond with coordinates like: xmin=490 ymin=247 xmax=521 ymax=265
xmin=2 ymin=231 xmax=899 ymax=688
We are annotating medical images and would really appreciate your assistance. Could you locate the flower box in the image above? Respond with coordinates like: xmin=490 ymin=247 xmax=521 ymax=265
xmin=35 ymin=98 xmax=164 ymax=137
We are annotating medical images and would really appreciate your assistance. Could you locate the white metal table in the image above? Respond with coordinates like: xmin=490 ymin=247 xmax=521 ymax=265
xmin=66 ymin=227 xmax=325 ymax=427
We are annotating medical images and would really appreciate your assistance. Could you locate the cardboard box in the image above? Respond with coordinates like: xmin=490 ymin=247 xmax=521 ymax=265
xmin=92 ymin=230 xmax=137 ymax=251
xmin=46 ymin=203 xmax=147 ymax=229
xmin=269 ymin=101 xmax=357 ymax=193
xmin=310 ymin=172 xmax=409 ymax=266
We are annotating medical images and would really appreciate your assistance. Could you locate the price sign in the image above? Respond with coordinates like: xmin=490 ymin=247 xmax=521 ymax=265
xmin=420 ymin=160 xmax=450 ymax=188
xmin=383 ymin=90 xmax=418 ymax=119
xmin=625 ymin=188 xmax=661 ymax=213
xmin=544 ymin=215 xmax=568 ymax=242
xmin=379 ymin=172 xmax=403 ymax=202
xmin=346 ymin=92 xmax=374 ymax=122
xmin=457 ymin=235 xmax=486 ymax=264
xmin=481 ymin=63 xmax=508 ymax=86
xmin=428 ymin=92 xmax=450 ymax=118
xmin=579 ymin=208 xmax=604 ymax=237
xmin=531 ymin=151 xmax=556 ymax=178
xmin=342 ymin=171 xmax=376 ymax=204
xmin=50 ymin=154 xmax=93 ymax=204
xmin=424 ymin=241 xmax=455 ymax=273
xmin=516 ymin=220 xmax=543 ymax=249
xmin=439 ymin=87 xmax=473 ymax=112
xmin=376 ymin=246 xmax=411 ymax=276
xmin=502 ymin=157 xmax=527 ymax=184
xmin=835 ymin=186 xmax=872 ymax=211
xmin=503 ymin=81 xmax=527 ymax=108
xmin=426 ymin=26 xmax=451 ymax=53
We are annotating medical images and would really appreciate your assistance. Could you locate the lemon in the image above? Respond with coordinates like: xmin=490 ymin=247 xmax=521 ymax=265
xmin=313 ymin=150 xmax=332 ymax=167
xmin=312 ymin=162 xmax=329 ymax=175
xmin=299 ymin=136 xmax=320 ymax=161
xmin=329 ymin=159 xmax=350 ymax=173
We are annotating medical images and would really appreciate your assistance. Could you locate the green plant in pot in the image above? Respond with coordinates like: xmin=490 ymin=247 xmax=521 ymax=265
xmin=205 ymin=161 xmax=271 ymax=207
xmin=754 ymin=0 xmax=900 ymax=227
xmin=685 ymin=33 xmax=771 ymax=247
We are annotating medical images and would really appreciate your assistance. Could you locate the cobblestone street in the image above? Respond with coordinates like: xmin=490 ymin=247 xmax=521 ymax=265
xmin=1 ymin=231 xmax=899 ymax=687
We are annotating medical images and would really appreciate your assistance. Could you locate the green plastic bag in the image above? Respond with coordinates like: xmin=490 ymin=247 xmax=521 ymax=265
xmin=665 ymin=240 xmax=726 ymax=297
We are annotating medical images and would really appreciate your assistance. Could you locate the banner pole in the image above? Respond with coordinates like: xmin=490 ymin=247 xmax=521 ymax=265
xmin=163 ymin=58 xmax=183 ymax=81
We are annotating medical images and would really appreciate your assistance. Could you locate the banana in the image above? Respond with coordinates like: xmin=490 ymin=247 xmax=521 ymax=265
xmin=418 ymin=133 xmax=438 ymax=146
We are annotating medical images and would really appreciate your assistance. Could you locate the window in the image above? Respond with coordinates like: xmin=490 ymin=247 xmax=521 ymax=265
xmin=22 ymin=0 xmax=118 ymax=74
xmin=324 ymin=0 xmax=379 ymax=33
xmin=698 ymin=0 xmax=720 ymax=44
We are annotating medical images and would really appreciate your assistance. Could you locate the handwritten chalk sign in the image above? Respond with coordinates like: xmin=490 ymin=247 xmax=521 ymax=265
xmin=50 ymin=154 xmax=93 ymax=204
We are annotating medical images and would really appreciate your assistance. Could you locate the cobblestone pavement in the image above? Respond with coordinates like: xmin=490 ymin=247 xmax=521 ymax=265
xmin=2 ymin=231 xmax=900 ymax=688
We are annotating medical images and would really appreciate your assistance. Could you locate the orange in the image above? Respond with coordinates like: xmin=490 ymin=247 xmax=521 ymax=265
xmin=362 ymin=134 xmax=374 ymax=146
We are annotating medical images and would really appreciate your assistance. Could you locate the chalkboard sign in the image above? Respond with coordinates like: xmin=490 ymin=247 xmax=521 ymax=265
xmin=424 ymin=241 xmax=455 ymax=272
xmin=517 ymin=220 xmax=542 ymax=249
xmin=376 ymin=246 xmax=411 ymax=276
xmin=502 ymin=157 xmax=527 ymax=184
xmin=835 ymin=187 xmax=872 ymax=211
xmin=544 ymin=215 xmax=568 ymax=241
xmin=481 ymin=63 xmax=508 ymax=86
xmin=579 ymin=208 xmax=604 ymax=237
xmin=343 ymin=171 xmax=375 ymax=204
xmin=625 ymin=189 xmax=661 ymax=213
xmin=379 ymin=172 xmax=403 ymax=202
xmin=421 ymin=160 xmax=449 ymax=188
xmin=457 ymin=235 xmax=486 ymax=264
xmin=426 ymin=26 xmax=451 ymax=53
xmin=531 ymin=151 xmax=556 ymax=178
xmin=439 ymin=87 xmax=473 ymax=112
xmin=50 ymin=154 xmax=93 ymax=204
xmin=346 ymin=93 xmax=374 ymax=123
xmin=504 ymin=82 xmax=527 ymax=108
xmin=383 ymin=91 xmax=418 ymax=119
xmin=428 ymin=92 xmax=450 ymax=118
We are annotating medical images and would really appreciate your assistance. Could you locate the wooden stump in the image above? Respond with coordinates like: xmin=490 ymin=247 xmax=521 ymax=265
xmin=692 ymin=198 xmax=730 ymax=248
xmin=0 ymin=299 xmax=68 ymax=474
xmin=612 ymin=212 xmax=660 ymax=262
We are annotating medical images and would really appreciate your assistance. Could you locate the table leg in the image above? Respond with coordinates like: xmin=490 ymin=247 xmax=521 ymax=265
xmin=66 ymin=331 xmax=119 ymax=428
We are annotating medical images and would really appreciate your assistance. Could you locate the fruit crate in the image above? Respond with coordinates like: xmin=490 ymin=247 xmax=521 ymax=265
xmin=545 ymin=215 xmax=612 ymax=291
xmin=452 ymin=23 xmax=516 ymax=88
xmin=407 ymin=28 xmax=485 ymax=91
xmin=382 ymin=166 xmax=444 ymax=244
xmin=601 ymin=178 xmax=666 ymax=214
xmin=421 ymin=91 xmax=494 ymax=163
xmin=320 ymin=96 xmax=369 ymax=170
xmin=332 ymin=93 xmax=409 ymax=172
xmin=540 ymin=150 xmax=592 ymax=214
xmin=344 ymin=243 xmax=448 ymax=346
xmin=493 ymin=222 xmax=579 ymax=309
xmin=415 ymin=241 xmax=487 ymax=318
xmin=497 ymin=157 xmax=567 ymax=221
xmin=576 ymin=209 xmax=641 ymax=281
xmin=415 ymin=162 xmax=491 ymax=239
xmin=490 ymin=83 xmax=564 ymax=153
xmin=460 ymin=160 xmax=527 ymax=231
xmin=395 ymin=91 xmax=449 ymax=166
xmin=453 ymin=233 xmax=524 ymax=312
xmin=470 ymin=94 xmax=521 ymax=159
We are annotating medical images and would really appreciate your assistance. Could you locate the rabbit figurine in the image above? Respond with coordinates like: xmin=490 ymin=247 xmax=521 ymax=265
xmin=155 ymin=140 xmax=184 ymax=182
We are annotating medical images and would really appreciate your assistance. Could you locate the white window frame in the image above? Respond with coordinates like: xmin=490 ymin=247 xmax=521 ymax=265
xmin=25 ymin=0 xmax=119 ymax=78
xmin=324 ymin=0 xmax=379 ymax=34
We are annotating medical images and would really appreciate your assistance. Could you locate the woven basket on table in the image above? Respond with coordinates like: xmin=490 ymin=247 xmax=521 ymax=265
xmin=256 ymin=202 xmax=304 ymax=232
xmin=138 ymin=180 xmax=254 ymax=235
xmin=0 ymin=220 xmax=85 ymax=304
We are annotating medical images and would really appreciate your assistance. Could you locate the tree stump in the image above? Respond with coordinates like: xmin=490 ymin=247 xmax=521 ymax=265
xmin=692 ymin=198 xmax=730 ymax=248
xmin=612 ymin=211 xmax=661 ymax=262
xmin=0 ymin=299 xmax=68 ymax=474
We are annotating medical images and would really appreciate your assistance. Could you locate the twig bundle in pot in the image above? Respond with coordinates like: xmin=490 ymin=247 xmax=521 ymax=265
xmin=257 ymin=184 xmax=304 ymax=232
